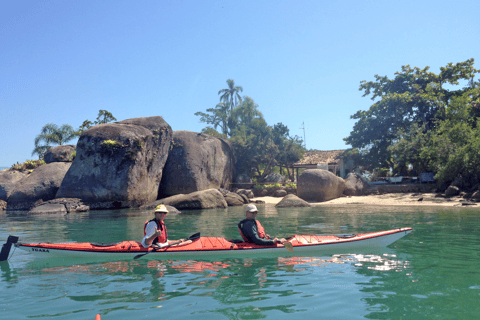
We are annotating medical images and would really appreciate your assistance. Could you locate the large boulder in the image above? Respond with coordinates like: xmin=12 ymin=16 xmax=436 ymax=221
xmin=158 ymin=131 xmax=235 ymax=197
xmin=44 ymin=145 xmax=76 ymax=163
xmin=56 ymin=116 xmax=172 ymax=208
xmin=28 ymin=198 xmax=89 ymax=214
xmin=343 ymin=172 xmax=369 ymax=196
xmin=275 ymin=194 xmax=312 ymax=208
xmin=157 ymin=189 xmax=228 ymax=210
xmin=7 ymin=162 xmax=72 ymax=210
xmin=297 ymin=169 xmax=345 ymax=202
xmin=0 ymin=169 xmax=28 ymax=201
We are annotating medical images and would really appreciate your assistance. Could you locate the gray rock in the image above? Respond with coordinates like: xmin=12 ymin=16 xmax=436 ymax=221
xmin=236 ymin=189 xmax=254 ymax=199
xmin=29 ymin=203 xmax=68 ymax=214
xmin=343 ymin=172 xmax=368 ymax=196
xmin=158 ymin=131 xmax=235 ymax=197
xmin=56 ymin=116 xmax=172 ymax=208
xmin=297 ymin=169 xmax=345 ymax=202
xmin=0 ymin=200 xmax=6 ymax=211
xmin=224 ymin=192 xmax=247 ymax=206
xmin=7 ymin=162 xmax=72 ymax=210
xmin=275 ymin=194 xmax=312 ymax=208
xmin=445 ymin=185 xmax=460 ymax=197
xmin=158 ymin=189 xmax=228 ymax=210
xmin=139 ymin=202 xmax=181 ymax=213
xmin=44 ymin=145 xmax=76 ymax=163
xmin=273 ymin=189 xmax=287 ymax=197
xmin=263 ymin=173 xmax=287 ymax=184
xmin=0 ymin=169 xmax=28 ymax=201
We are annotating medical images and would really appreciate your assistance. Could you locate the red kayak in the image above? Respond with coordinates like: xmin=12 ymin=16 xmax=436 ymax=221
xmin=1 ymin=228 xmax=412 ymax=261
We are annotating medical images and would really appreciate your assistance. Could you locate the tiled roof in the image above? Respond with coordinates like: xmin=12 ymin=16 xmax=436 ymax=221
xmin=293 ymin=149 xmax=346 ymax=165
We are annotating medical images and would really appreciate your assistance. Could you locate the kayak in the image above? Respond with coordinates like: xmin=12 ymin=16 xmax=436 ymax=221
xmin=1 ymin=228 xmax=412 ymax=261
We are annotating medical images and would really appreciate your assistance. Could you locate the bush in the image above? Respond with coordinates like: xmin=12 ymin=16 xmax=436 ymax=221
xmin=12 ymin=159 xmax=46 ymax=171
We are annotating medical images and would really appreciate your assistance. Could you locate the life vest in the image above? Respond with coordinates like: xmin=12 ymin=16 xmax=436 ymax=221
xmin=238 ymin=219 xmax=267 ymax=242
xmin=144 ymin=219 xmax=168 ymax=244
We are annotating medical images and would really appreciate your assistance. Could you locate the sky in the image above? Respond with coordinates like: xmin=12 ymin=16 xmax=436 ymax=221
xmin=1 ymin=0 xmax=479 ymax=167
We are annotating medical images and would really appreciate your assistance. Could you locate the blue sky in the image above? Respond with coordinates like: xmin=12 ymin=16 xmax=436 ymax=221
xmin=1 ymin=0 xmax=478 ymax=167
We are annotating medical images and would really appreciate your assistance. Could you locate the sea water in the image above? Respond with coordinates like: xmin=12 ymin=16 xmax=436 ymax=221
xmin=1 ymin=205 xmax=480 ymax=319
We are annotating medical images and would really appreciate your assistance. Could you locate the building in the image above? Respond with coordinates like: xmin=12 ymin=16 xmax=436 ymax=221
xmin=292 ymin=149 xmax=354 ymax=179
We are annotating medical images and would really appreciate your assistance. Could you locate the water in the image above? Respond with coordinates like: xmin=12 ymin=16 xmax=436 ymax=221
xmin=2 ymin=205 xmax=480 ymax=319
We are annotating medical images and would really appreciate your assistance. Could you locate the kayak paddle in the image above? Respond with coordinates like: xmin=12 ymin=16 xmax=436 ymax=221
xmin=133 ymin=232 xmax=200 ymax=260
xmin=283 ymin=241 xmax=294 ymax=252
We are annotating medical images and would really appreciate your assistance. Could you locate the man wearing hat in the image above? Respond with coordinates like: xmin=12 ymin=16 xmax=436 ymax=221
xmin=238 ymin=204 xmax=285 ymax=245
xmin=142 ymin=204 xmax=183 ymax=248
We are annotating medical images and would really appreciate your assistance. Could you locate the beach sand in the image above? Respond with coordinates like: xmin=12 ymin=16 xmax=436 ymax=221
xmin=253 ymin=193 xmax=478 ymax=207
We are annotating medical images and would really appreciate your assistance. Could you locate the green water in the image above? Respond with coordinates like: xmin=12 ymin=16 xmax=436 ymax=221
xmin=1 ymin=205 xmax=480 ymax=319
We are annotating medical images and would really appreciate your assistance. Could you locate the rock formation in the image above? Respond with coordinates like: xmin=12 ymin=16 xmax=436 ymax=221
xmin=297 ymin=169 xmax=345 ymax=202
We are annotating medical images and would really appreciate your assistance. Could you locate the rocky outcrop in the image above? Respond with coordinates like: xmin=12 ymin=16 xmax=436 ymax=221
xmin=343 ymin=172 xmax=369 ymax=196
xmin=44 ymin=145 xmax=76 ymax=163
xmin=157 ymin=189 xmax=228 ymax=210
xmin=236 ymin=189 xmax=254 ymax=199
xmin=56 ymin=116 xmax=172 ymax=208
xmin=223 ymin=191 xmax=247 ymax=206
xmin=297 ymin=169 xmax=345 ymax=202
xmin=158 ymin=131 xmax=235 ymax=198
xmin=28 ymin=198 xmax=89 ymax=214
xmin=0 ymin=200 xmax=6 ymax=212
xmin=0 ymin=169 xmax=28 ymax=201
xmin=275 ymin=194 xmax=312 ymax=208
xmin=7 ymin=162 xmax=72 ymax=210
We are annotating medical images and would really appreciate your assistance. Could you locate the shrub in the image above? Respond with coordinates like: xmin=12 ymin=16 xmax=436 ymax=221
xmin=12 ymin=159 xmax=46 ymax=171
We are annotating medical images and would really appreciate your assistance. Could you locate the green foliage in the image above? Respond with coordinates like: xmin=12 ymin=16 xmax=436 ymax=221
xmin=344 ymin=59 xmax=479 ymax=169
xmin=196 ymin=80 xmax=305 ymax=181
xmin=12 ymin=159 xmax=46 ymax=171
xmin=101 ymin=139 xmax=122 ymax=149
xmin=77 ymin=110 xmax=117 ymax=135
xmin=32 ymin=123 xmax=76 ymax=159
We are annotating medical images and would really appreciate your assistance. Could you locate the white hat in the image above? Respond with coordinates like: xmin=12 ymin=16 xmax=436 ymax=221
xmin=245 ymin=204 xmax=258 ymax=212
xmin=154 ymin=204 xmax=169 ymax=213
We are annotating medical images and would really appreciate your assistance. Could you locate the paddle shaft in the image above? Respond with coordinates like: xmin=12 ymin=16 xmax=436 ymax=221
xmin=133 ymin=232 xmax=200 ymax=260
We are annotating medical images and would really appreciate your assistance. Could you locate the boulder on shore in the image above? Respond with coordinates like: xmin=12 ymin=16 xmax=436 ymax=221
xmin=44 ymin=145 xmax=76 ymax=163
xmin=56 ymin=116 xmax=172 ymax=208
xmin=275 ymin=194 xmax=312 ymax=208
xmin=28 ymin=198 xmax=90 ymax=214
xmin=343 ymin=172 xmax=369 ymax=196
xmin=297 ymin=169 xmax=345 ymax=202
xmin=0 ymin=169 xmax=28 ymax=201
xmin=158 ymin=131 xmax=235 ymax=198
xmin=157 ymin=189 xmax=228 ymax=210
xmin=7 ymin=162 xmax=72 ymax=210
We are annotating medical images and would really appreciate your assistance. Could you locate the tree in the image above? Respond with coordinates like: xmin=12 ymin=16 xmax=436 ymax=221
xmin=195 ymin=102 xmax=230 ymax=137
xmin=77 ymin=110 xmax=117 ymax=135
xmin=218 ymin=79 xmax=243 ymax=112
xmin=32 ymin=123 xmax=76 ymax=159
xmin=344 ymin=59 xmax=479 ymax=169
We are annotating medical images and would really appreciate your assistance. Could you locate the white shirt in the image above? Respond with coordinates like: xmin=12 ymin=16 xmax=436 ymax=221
xmin=141 ymin=220 xmax=168 ymax=248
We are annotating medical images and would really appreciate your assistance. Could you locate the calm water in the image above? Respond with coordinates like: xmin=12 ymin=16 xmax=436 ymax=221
xmin=1 ymin=205 xmax=480 ymax=320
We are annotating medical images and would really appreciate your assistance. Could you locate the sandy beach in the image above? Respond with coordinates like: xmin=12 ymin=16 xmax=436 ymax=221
xmin=253 ymin=193 xmax=478 ymax=207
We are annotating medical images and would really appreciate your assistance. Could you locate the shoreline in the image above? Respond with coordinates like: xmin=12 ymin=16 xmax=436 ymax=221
xmin=253 ymin=193 xmax=478 ymax=207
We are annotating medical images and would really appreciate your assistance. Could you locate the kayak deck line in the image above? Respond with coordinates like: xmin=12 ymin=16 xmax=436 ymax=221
xmin=2 ymin=228 xmax=412 ymax=261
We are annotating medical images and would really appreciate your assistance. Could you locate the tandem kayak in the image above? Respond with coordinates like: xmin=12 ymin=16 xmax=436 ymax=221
xmin=1 ymin=228 xmax=412 ymax=261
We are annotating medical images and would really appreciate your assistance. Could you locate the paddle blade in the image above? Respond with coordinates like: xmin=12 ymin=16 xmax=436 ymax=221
xmin=189 ymin=232 xmax=201 ymax=241
xmin=283 ymin=241 xmax=294 ymax=253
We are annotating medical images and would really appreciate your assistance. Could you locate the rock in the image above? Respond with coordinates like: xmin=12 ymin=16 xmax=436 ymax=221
xmin=139 ymin=202 xmax=181 ymax=213
xmin=158 ymin=189 xmax=228 ymax=210
xmin=28 ymin=198 xmax=90 ymax=214
xmin=275 ymin=194 xmax=312 ymax=208
xmin=29 ymin=203 xmax=68 ymax=214
xmin=159 ymin=131 xmax=235 ymax=197
xmin=0 ymin=200 xmax=6 ymax=211
xmin=273 ymin=189 xmax=287 ymax=197
xmin=445 ymin=185 xmax=460 ymax=197
xmin=263 ymin=173 xmax=287 ymax=184
xmin=0 ymin=169 xmax=28 ymax=201
xmin=239 ymin=193 xmax=249 ymax=203
xmin=471 ymin=190 xmax=480 ymax=201
xmin=7 ymin=162 xmax=72 ymax=210
xmin=235 ymin=173 xmax=254 ymax=189
xmin=44 ymin=145 xmax=76 ymax=163
xmin=343 ymin=172 xmax=368 ymax=196
xmin=56 ymin=116 xmax=172 ymax=208
xmin=224 ymin=191 xmax=247 ymax=206
xmin=297 ymin=169 xmax=345 ymax=202
xmin=236 ymin=189 xmax=254 ymax=199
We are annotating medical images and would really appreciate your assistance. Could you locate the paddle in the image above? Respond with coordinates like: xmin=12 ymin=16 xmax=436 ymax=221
xmin=283 ymin=241 xmax=294 ymax=253
xmin=133 ymin=232 xmax=200 ymax=260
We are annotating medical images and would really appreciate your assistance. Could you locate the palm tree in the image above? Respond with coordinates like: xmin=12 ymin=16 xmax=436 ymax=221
xmin=218 ymin=79 xmax=243 ymax=112
xmin=32 ymin=123 xmax=76 ymax=159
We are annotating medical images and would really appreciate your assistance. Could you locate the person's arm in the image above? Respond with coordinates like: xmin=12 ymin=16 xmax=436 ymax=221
xmin=141 ymin=222 xmax=168 ymax=248
xmin=242 ymin=220 xmax=276 ymax=246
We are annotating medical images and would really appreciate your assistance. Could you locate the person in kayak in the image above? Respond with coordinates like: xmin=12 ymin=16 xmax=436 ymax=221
xmin=238 ymin=204 xmax=286 ymax=245
xmin=142 ymin=204 xmax=183 ymax=248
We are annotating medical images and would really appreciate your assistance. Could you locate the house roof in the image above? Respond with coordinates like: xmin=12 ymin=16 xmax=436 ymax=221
xmin=293 ymin=149 xmax=346 ymax=166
